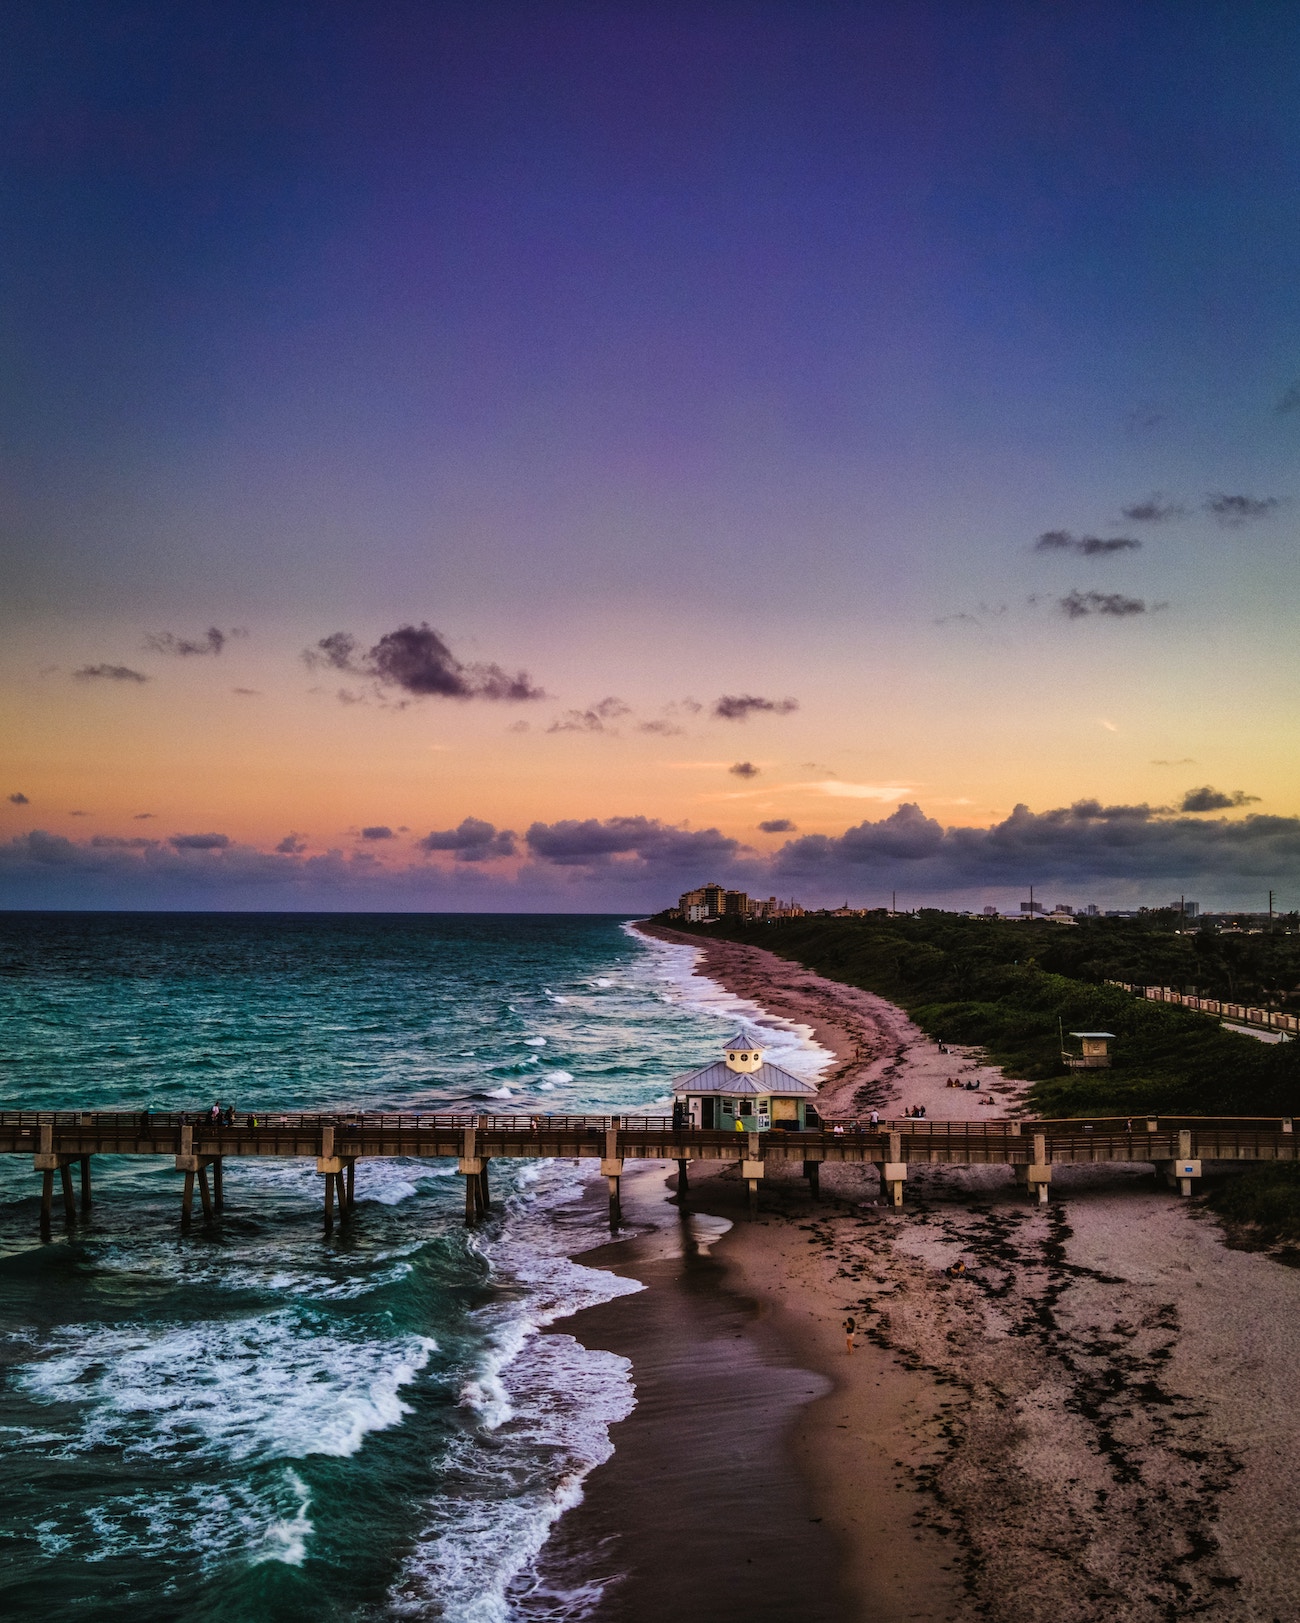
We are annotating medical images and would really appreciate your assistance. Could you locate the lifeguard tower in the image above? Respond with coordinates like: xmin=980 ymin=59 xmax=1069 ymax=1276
xmin=1063 ymin=1031 xmax=1114 ymax=1070
xmin=670 ymin=1029 xmax=820 ymax=1131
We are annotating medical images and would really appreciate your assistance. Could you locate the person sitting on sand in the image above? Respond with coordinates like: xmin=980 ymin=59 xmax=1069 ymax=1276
xmin=843 ymin=1315 xmax=856 ymax=1353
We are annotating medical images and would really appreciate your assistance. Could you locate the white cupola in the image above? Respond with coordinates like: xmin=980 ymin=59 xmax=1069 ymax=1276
xmin=723 ymin=1030 xmax=763 ymax=1073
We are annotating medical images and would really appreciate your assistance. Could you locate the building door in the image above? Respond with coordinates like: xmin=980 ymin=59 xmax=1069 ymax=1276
xmin=701 ymin=1098 xmax=716 ymax=1129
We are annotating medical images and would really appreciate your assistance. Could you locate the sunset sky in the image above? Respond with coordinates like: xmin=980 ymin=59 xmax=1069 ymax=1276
xmin=3 ymin=1 xmax=1299 ymax=910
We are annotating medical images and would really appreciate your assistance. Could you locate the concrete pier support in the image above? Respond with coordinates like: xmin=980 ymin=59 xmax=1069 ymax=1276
xmin=478 ymin=1160 xmax=491 ymax=1214
xmin=603 ymin=1120 xmax=624 ymax=1228
xmin=881 ymin=1131 xmax=906 ymax=1208
xmin=803 ymin=1158 xmax=822 ymax=1199
xmin=211 ymin=1156 xmax=223 ymax=1213
xmin=676 ymin=1157 xmax=690 ymax=1202
xmin=1165 ymin=1129 xmax=1201 ymax=1197
xmin=459 ymin=1118 xmax=484 ymax=1225
xmin=742 ymin=1132 xmax=764 ymax=1217
xmin=80 ymin=1155 xmax=92 ymax=1213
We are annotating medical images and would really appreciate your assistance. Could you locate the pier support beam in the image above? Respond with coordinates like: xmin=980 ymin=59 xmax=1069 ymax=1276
xmin=1016 ymin=1133 xmax=1052 ymax=1205
xmin=603 ymin=1121 xmax=623 ymax=1229
xmin=802 ymin=1159 xmax=821 ymax=1200
xmin=459 ymin=1118 xmax=485 ymax=1226
xmin=1163 ymin=1129 xmax=1201 ymax=1197
xmin=80 ymin=1155 xmax=92 ymax=1213
xmin=742 ymin=1135 xmax=764 ymax=1217
xmin=675 ymin=1158 xmax=690 ymax=1203
xmin=881 ymin=1132 xmax=906 ymax=1208
xmin=478 ymin=1159 xmax=491 ymax=1214
xmin=212 ymin=1156 xmax=223 ymax=1213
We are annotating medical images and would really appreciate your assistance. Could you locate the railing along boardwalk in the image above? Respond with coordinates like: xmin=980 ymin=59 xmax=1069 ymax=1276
xmin=3 ymin=1110 xmax=1295 ymax=1235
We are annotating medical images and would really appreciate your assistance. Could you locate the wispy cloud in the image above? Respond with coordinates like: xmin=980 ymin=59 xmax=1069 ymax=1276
xmin=145 ymin=626 xmax=241 ymax=657
xmin=1059 ymin=590 xmax=1157 ymax=619
xmin=1275 ymin=382 xmax=1300 ymax=415
xmin=1035 ymin=530 xmax=1141 ymax=556
xmin=1122 ymin=495 xmax=1186 ymax=523
xmin=547 ymin=697 xmax=630 ymax=734
xmin=1204 ymin=492 xmax=1283 ymax=525
xmin=801 ymin=781 xmax=913 ymax=802
xmin=1180 ymin=786 xmax=1260 ymax=812
xmin=73 ymin=664 xmax=149 ymax=683
xmin=1151 ymin=758 xmax=1195 ymax=767
xmin=713 ymin=694 xmax=798 ymax=721
xmin=305 ymin=624 xmax=545 ymax=703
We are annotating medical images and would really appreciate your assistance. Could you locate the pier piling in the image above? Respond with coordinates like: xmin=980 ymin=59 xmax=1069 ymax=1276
xmin=80 ymin=1155 xmax=92 ymax=1213
xmin=676 ymin=1157 xmax=690 ymax=1201
xmin=803 ymin=1158 xmax=821 ymax=1199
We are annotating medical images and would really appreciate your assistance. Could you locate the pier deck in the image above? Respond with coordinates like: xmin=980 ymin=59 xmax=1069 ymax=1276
xmin=4 ymin=1110 xmax=1295 ymax=1232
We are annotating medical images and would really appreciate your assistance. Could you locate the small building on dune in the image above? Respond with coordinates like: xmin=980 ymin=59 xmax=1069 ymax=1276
xmin=670 ymin=1030 xmax=820 ymax=1131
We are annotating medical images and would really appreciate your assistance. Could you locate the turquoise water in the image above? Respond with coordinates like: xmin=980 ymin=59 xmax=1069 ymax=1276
xmin=0 ymin=914 xmax=824 ymax=1621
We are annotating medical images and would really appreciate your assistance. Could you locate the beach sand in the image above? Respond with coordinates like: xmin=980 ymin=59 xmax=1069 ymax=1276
xmin=543 ymin=924 xmax=1300 ymax=1622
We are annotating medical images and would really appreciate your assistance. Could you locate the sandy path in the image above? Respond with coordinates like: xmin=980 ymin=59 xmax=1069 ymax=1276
xmin=636 ymin=922 xmax=1029 ymax=1119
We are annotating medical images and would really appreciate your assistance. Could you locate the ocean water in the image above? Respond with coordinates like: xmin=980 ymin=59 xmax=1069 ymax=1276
xmin=0 ymin=914 xmax=826 ymax=1621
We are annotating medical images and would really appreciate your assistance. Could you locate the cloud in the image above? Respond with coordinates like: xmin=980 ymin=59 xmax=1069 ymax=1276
xmin=233 ymin=688 xmax=260 ymax=697
xmin=934 ymin=602 xmax=1008 ymax=626
xmin=133 ymin=812 xmax=156 ymax=820
xmin=8 ymin=793 xmax=28 ymax=805
xmin=1204 ymin=493 xmax=1283 ymax=525
xmin=1179 ymin=786 xmax=1261 ymax=813
xmin=1035 ymin=530 xmax=1141 ymax=556
xmin=759 ymin=818 xmax=796 ymax=833
xmin=1275 ymin=383 xmax=1300 ymax=415
xmin=730 ymin=761 xmax=760 ymax=778
xmin=548 ymin=697 xmax=630 ymax=734
xmin=1150 ymin=759 xmax=1195 ymax=767
xmin=305 ymin=623 xmax=545 ymax=702
xmin=276 ymin=833 xmax=308 ymax=854
xmin=1122 ymin=496 xmax=1186 ymax=523
xmin=4 ymin=795 xmax=1300 ymax=910
xmin=360 ymin=825 xmax=394 ymax=840
xmin=91 ymin=835 xmax=157 ymax=849
xmin=807 ymin=781 xmax=912 ymax=801
xmin=145 ymin=627 xmax=230 ymax=657
xmin=713 ymin=694 xmax=799 ymax=721
xmin=170 ymin=832 xmax=231 ymax=851
xmin=68 ymin=811 xmax=87 ymax=817
xmin=1059 ymin=590 xmax=1154 ymax=619
xmin=637 ymin=719 xmax=685 ymax=736
xmin=418 ymin=817 xmax=516 ymax=862
xmin=74 ymin=664 xmax=149 ymax=683
xmin=525 ymin=815 xmax=742 ymax=869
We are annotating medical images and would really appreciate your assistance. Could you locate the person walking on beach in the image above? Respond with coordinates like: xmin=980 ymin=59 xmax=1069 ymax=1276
xmin=843 ymin=1315 xmax=856 ymax=1353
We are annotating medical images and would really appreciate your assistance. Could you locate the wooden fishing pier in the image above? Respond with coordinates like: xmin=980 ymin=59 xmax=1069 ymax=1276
xmin=3 ymin=1109 xmax=1295 ymax=1235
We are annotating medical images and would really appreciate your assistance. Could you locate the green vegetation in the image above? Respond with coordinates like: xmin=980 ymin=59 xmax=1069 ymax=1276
xmin=657 ymin=911 xmax=1300 ymax=1119
xmin=1206 ymin=1163 xmax=1300 ymax=1246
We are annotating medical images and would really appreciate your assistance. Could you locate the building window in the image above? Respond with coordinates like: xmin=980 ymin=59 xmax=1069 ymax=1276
xmin=722 ymin=1100 xmax=734 ymax=1114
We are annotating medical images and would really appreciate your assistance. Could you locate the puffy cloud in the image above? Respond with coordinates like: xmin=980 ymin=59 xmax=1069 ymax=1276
xmin=713 ymin=694 xmax=798 ymax=721
xmin=359 ymin=825 xmax=394 ymax=841
xmin=730 ymin=761 xmax=759 ymax=778
xmin=145 ymin=627 xmax=231 ymax=657
xmin=1180 ymin=786 xmax=1261 ymax=813
xmin=8 ymin=793 xmax=28 ymax=805
xmin=73 ymin=664 xmax=148 ymax=682
xmin=1122 ymin=496 xmax=1186 ymax=523
xmin=525 ymin=815 xmax=741 ymax=869
xmin=1059 ymin=590 xmax=1153 ymax=619
xmin=418 ymin=817 xmax=516 ymax=862
xmin=547 ymin=697 xmax=630 ymax=734
xmin=1204 ymin=492 xmax=1282 ymax=525
xmin=759 ymin=818 xmax=796 ymax=833
xmin=2 ymin=796 xmax=1299 ymax=910
xmin=305 ymin=623 xmax=544 ymax=703
xmin=1035 ymin=531 xmax=1141 ymax=555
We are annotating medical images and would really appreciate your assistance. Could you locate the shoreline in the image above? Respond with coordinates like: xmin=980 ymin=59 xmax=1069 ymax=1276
xmin=535 ymin=921 xmax=1300 ymax=1623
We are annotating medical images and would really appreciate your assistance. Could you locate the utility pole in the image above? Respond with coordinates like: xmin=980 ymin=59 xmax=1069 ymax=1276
xmin=1269 ymin=889 xmax=1275 ymax=923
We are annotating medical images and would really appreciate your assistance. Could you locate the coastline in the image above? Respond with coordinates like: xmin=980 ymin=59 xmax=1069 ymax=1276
xmin=535 ymin=921 xmax=1300 ymax=1623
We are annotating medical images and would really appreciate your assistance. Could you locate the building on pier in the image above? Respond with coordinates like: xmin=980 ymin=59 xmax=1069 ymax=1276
xmin=670 ymin=1029 xmax=820 ymax=1131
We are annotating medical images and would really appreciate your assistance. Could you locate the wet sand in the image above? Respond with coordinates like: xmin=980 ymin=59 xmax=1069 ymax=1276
xmin=540 ymin=922 xmax=1300 ymax=1621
